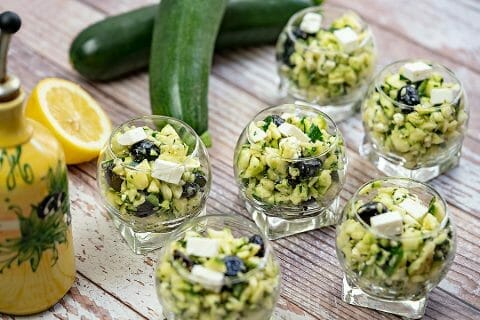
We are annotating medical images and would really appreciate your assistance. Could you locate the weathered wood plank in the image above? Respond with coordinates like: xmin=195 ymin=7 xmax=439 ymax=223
xmin=81 ymin=0 xmax=156 ymax=15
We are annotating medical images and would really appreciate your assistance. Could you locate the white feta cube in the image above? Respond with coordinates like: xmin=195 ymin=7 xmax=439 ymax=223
xmin=430 ymin=88 xmax=455 ymax=105
xmin=399 ymin=198 xmax=428 ymax=221
xmin=279 ymin=137 xmax=301 ymax=159
xmin=248 ymin=122 xmax=267 ymax=143
xmin=401 ymin=62 xmax=432 ymax=82
xmin=117 ymin=127 xmax=147 ymax=146
xmin=300 ymin=12 xmax=323 ymax=34
xmin=333 ymin=27 xmax=359 ymax=53
xmin=186 ymin=237 xmax=220 ymax=257
xmin=190 ymin=265 xmax=224 ymax=292
xmin=370 ymin=211 xmax=403 ymax=236
xmin=151 ymin=159 xmax=185 ymax=184
xmin=278 ymin=123 xmax=310 ymax=143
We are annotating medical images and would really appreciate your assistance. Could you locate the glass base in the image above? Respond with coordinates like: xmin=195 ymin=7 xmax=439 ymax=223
xmin=342 ymin=276 xmax=427 ymax=319
xmin=245 ymin=197 xmax=340 ymax=240
xmin=110 ymin=209 xmax=206 ymax=254
xmin=360 ymin=138 xmax=460 ymax=182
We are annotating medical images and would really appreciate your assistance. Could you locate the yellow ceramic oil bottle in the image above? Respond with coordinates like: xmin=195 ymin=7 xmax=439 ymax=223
xmin=0 ymin=11 xmax=75 ymax=315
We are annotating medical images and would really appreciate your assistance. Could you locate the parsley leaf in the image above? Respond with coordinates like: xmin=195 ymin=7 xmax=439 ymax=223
xmin=262 ymin=116 xmax=273 ymax=131
xmin=308 ymin=124 xmax=323 ymax=142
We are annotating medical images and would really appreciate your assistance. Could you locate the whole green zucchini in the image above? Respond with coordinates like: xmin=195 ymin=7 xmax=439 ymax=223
xmin=70 ymin=0 xmax=322 ymax=81
xmin=149 ymin=0 xmax=227 ymax=144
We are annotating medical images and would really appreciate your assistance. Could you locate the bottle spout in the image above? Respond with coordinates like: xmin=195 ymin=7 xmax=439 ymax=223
xmin=0 ymin=11 xmax=21 ymax=102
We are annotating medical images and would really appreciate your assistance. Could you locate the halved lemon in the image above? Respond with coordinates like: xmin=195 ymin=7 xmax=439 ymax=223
xmin=26 ymin=78 xmax=111 ymax=164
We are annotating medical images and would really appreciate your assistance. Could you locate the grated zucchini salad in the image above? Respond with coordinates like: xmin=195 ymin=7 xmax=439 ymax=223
xmin=156 ymin=228 xmax=280 ymax=320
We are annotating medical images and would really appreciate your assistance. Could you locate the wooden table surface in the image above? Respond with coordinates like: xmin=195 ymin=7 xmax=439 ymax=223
xmin=1 ymin=0 xmax=479 ymax=319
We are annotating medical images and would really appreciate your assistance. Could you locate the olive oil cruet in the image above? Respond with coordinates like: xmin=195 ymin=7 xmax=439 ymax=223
xmin=0 ymin=11 xmax=75 ymax=315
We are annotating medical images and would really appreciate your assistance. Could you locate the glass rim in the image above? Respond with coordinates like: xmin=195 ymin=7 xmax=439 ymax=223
xmin=160 ymin=214 xmax=274 ymax=286
xmin=105 ymin=115 xmax=202 ymax=172
xmin=350 ymin=177 xmax=450 ymax=240
xmin=246 ymin=102 xmax=341 ymax=161
xmin=285 ymin=4 xmax=374 ymax=54
xmin=374 ymin=59 xmax=464 ymax=110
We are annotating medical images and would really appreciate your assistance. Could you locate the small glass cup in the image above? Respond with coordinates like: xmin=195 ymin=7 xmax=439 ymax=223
xmin=155 ymin=214 xmax=281 ymax=320
xmin=233 ymin=103 xmax=347 ymax=240
xmin=360 ymin=59 xmax=469 ymax=181
xmin=336 ymin=177 xmax=456 ymax=319
xmin=97 ymin=116 xmax=211 ymax=254
xmin=276 ymin=5 xmax=376 ymax=122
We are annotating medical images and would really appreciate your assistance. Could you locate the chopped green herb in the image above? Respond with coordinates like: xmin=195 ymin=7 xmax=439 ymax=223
xmin=263 ymin=116 xmax=273 ymax=131
xmin=308 ymin=124 xmax=323 ymax=142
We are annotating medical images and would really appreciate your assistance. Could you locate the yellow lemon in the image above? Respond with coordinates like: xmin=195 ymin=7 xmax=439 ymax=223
xmin=26 ymin=78 xmax=111 ymax=164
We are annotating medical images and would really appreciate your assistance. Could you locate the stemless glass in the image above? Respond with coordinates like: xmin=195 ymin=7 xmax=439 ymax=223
xmin=360 ymin=59 xmax=469 ymax=181
xmin=336 ymin=177 xmax=456 ymax=319
xmin=276 ymin=5 xmax=376 ymax=122
xmin=234 ymin=103 xmax=347 ymax=240
xmin=155 ymin=214 xmax=281 ymax=320
xmin=97 ymin=116 xmax=211 ymax=254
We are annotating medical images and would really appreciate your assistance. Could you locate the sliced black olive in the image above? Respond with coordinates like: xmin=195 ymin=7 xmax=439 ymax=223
xmin=397 ymin=85 xmax=420 ymax=113
xmin=280 ymin=37 xmax=295 ymax=67
xmin=134 ymin=198 xmax=157 ymax=218
xmin=357 ymin=201 xmax=388 ymax=224
xmin=224 ymin=256 xmax=246 ymax=276
xmin=173 ymin=250 xmax=193 ymax=270
xmin=129 ymin=139 xmax=161 ymax=162
xmin=193 ymin=173 xmax=207 ymax=188
xmin=103 ymin=161 xmax=123 ymax=192
xmin=270 ymin=114 xmax=285 ymax=127
xmin=292 ymin=28 xmax=309 ymax=40
xmin=182 ymin=182 xmax=200 ymax=199
xmin=293 ymin=159 xmax=323 ymax=180
xmin=249 ymin=234 xmax=265 ymax=257
xmin=37 ymin=192 xmax=66 ymax=219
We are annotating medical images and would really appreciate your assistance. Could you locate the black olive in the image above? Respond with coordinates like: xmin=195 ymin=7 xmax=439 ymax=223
xmin=103 ymin=161 xmax=123 ymax=192
xmin=134 ymin=199 xmax=157 ymax=218
xmin=292 ymin=28 xmax=309 ymax=40
xmin=293 ymin=159 xmax=323 ymax=180
xmin=288 ymin=177 xmax=300 ymax=187
xmin=357 ymin=201 xmax=388 ymax=224
xmin=173 ymin=250 xmax=194 ymax=270
xmin=193 ymin=173 xmax=207 ymax=188
xmin=249 ymin=234 xmax=265 ymax=257
xmin=37 ymin=192 xmax=66 ymax=219
xmin=129 ymin=139 xmax=161 ymax=162
xmin=397 ymin=85 xmax=420 ymax=113
xmin=270 ymin=114 xmax=285 ymax=127
xmin=182 ymin=182 xmax=200 ymax=199
xmin=224 ymin=256 xmax=246 ymax=276
xmin=280 ymin=37 xmax=296 ymax=67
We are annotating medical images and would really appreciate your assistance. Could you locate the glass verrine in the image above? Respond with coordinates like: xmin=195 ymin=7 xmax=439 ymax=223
xmin=155 ymin=214 xmax=281 ymax=320
xmin=97 ymin=115 xmax=211 ymax=254
xmin=336 ymin=177 xmax=456 ymax=319
xmin=276 ymin=5 xmax=376 ymax=122
xmin=360 ymin=59 xmax=469 ymax=181
xmin=233 ymin=103 xmax=347 ymax=240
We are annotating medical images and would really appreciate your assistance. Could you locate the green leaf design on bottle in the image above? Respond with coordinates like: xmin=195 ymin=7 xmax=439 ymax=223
xmin=0 ymin=147 xmax=34 ymax=191
xmin=0 ymin=162 xmax=70 ymax=273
